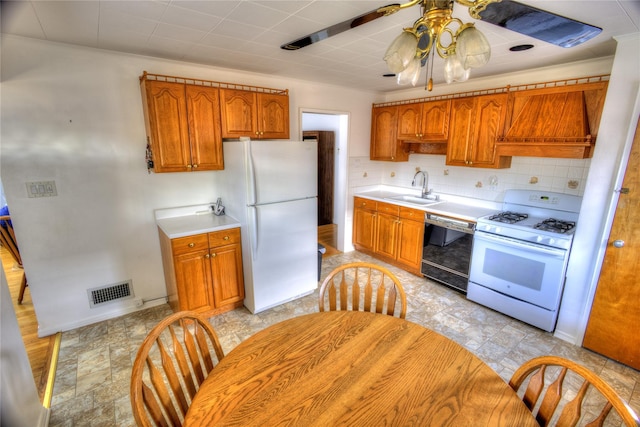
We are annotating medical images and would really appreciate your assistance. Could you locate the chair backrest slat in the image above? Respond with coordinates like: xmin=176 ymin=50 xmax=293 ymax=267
xmin=131 ymin=311 xmax=225 ymax=427
xmin=168 ymin=324 xmax=198 ymax=399
xmin=318 ymin=262 xmax=407 ymax=319
xmin=509 ymin=355 xmax=640 ymax=427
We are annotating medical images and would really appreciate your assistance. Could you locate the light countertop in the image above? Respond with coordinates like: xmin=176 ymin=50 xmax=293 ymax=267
xmin=155 ymin=204 xmax=241 ymax=239
xmin=355 ymin=189 xmax=500 ymax=222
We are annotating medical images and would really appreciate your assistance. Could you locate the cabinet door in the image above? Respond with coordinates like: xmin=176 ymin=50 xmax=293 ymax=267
xmin=210 ymin=242 xmax=245 ymax=307
xmin=353 ymin=207 xmax=376 ymax=251
xmin=142 ymin=80 xmax=191 ymax=172
xmin=375 ymin=212 xmax=399 ymax=260
xmin=397 ymin=103 xmax=422 ymax=140
xmin=471 ymin=93 xmax=507 ymax=167
xmin=447 ymin=97 xmax=476 ymax=167
xmin=421 ymin=100 xmax=451 ymax=141
xmin=371 ymin=106 xmax=406 ymax=161
xmin=173 ymin=249 xmax=214 ymax=312
xmin=220 ymin=89 xmax=257 ymax=138
xmin=186 ymin=85 xmax=224 ymax=171
xmin=258 ymin=93 xmax=289 ymax=139
xmin=396 ymin=218 xmax=424 ymax=271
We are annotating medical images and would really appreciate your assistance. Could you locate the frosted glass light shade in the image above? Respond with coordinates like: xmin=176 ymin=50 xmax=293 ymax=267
xmin=397 ymin=57 xmax=421 ymax=86
xmin=384 ymin=31 xmax=419 ymax=73
xmin=456 ymin=26 xmax=491 ymax=69
xmin=444 ymin=55 xmax=470 ymax=83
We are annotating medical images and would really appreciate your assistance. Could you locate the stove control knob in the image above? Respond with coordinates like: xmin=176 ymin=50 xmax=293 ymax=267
xmin=613 ymin=239 xmax=625 ymax=248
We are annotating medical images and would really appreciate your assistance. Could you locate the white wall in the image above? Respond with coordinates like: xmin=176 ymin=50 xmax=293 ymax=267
xmin=0 ymin=36 xmax=376 ymax=335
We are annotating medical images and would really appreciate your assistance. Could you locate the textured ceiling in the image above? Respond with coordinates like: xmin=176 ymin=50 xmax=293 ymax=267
xmin=2 ymin=1 xmax=639 ymax=92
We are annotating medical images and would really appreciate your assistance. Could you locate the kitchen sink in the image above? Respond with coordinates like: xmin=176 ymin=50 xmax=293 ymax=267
xmin=385 ymin=195 xmax=443 ymax=206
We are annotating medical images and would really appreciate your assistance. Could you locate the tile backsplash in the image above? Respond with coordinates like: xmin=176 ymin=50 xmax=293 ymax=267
xmin=349 ymin=154 xmax=590 ymax=202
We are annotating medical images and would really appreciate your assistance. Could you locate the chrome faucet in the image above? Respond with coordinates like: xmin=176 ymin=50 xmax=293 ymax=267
xmin=412 ymin=170 xmax=431 ymax=198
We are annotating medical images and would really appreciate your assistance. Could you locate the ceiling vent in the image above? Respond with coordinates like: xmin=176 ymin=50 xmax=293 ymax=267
xmin=88 ymin=280 xmax=133 ymax=308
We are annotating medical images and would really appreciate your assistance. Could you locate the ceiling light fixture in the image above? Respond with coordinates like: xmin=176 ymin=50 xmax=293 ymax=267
xmin=380 ymin=0 xmax=497 ymax=91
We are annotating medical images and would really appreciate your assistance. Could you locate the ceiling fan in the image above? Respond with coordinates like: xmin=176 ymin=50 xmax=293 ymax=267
xmin=282 ymin=0 xmax=601 ymax=50
xmin=281 ymin=0 xmax=602 ymax=88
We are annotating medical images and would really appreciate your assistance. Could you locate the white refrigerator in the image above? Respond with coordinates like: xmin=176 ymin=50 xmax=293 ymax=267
xmin=218 ymin=138 xmax=318 ymax=313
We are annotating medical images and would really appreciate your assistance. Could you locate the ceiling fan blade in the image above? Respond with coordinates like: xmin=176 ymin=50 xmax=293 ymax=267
xmin=479 ymin=0 xmax=601 ymax=48
xmin=281 ymin=4 xmax=400 ymax=50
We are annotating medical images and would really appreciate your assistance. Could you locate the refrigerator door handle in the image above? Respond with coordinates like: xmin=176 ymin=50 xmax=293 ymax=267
xmin=249 ymin=205 xmax=259 ymax=260
xmin=245 ymin=138 xmax=258 ymax=206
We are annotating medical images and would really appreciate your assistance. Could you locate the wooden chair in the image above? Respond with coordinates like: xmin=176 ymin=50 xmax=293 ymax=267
xmin=318 ymin=261 xmax=407 ymax=318
xmin=0 ymin=215 xmax=28 ymax=304
xmin=509 ymin=355 xmax=640 ymax=427
xmin=130 ymin=311 xmax=225 ymax=427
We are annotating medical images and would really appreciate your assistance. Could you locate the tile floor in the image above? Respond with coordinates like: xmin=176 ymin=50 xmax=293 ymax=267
xmin=49 ymin=251 xmax=640 ymax=426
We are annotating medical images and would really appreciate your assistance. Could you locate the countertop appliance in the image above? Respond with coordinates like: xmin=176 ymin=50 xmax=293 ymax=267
xmin=218 ymin=138 xmax=318 ymax=313
xmin=467 ymin=189 xmax=582 ymax=332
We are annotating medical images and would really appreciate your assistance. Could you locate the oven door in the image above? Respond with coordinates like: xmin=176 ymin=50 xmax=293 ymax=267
xmin=468 ymin=231 xmax=568 ymax=310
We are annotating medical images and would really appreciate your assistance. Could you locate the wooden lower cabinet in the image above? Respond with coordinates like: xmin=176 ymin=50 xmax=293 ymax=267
xmin=353 ymin=197 xmax=377 ymax=252
xmin=159 ymin=227 xmax=245 ymax=316
xmin=353 ymin=197 xmax=424 ymax=275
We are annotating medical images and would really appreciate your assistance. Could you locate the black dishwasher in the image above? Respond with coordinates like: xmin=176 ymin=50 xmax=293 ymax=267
xmin=421 ymin=213 xmax=475 ymax=293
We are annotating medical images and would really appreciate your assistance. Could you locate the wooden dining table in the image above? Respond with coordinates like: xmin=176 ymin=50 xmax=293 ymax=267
xmin=184 ymin=311 xmax=538 ymax=426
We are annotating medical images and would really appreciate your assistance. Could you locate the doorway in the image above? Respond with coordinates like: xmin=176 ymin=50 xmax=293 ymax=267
xmin=301 ymin=110 xmax=348 ymax=255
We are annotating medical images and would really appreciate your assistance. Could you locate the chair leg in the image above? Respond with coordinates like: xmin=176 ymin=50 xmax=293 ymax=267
xmin=18 ymin=274 xmax=27 ymax=305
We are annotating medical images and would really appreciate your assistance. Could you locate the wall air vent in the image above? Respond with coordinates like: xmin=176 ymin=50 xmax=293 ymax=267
xmin=88 ymin=280 xmax=133 ymax=308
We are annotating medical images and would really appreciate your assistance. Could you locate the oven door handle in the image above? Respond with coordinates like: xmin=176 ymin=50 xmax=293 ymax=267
xmin=474 ymin=232 xmax=566 ymax=258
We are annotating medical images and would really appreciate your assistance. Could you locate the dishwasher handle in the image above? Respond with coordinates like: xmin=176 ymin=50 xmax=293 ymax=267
xmin=425 ymin=213 xmax=475 ymax=234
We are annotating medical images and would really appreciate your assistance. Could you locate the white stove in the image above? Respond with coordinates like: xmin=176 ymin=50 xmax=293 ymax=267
xmin=475 ymin=190 xmax=582 ymax=250
xmin=468 ymin=190 xmax=583 ymax=332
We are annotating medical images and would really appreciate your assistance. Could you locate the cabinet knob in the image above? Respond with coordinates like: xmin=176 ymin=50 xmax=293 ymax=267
xmin=223 ymin=236 xmax=229 ymax=240
xmin=613 ymin=239 xmax=625 ymax=248
xmin=187 ymin=164 xmax=192 ymax=168
xmin=193 ymin=164 xmax=198 ymax=168
xmin=188 ymin=243 xmax=195 ymax=248
xmin=205 ymin=253 xmax=210 ymax=258
xmin=210 ymin=252 xmax=217 ymax=258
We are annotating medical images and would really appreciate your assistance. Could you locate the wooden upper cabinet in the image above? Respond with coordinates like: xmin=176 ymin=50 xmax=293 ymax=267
xmin=397 ymin=100 xmax=451 ymax=142
xmin=397 ymin=103 xmax=422 ymax=141
xmin=447 ymin=93 xmax=511 ymax=169
xmin=371 ymin=105 xmax=408 ymax=161
xmin=258 ymin=92 xmax=290 ymax=139
xmin=186 ymin=85 xmax=223 ymax=171
xmin=220 ymin=89 xmax=289 ymax=139
xmin=141 ymin=79 xmax=223 ymax=172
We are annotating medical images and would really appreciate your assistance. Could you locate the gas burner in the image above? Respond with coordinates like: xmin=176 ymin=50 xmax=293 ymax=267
xmin=534 ymin=218 xmax=576 ymax=233
xmin=487 ymin=211 xmax=529 ymax=224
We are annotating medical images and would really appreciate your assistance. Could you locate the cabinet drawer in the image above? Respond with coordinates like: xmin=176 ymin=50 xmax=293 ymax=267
xmin=209 ymin=228 xmax=241 ymax=247
xmin=377 ymin=202 xmax=400 ymax=216
xmin=171 ymin=233 xmax=209 ymax=256
xmin=399 ymin=206 xmax=424 ymax=221
xmin=354 ymin=197 xmax=377 ymax=211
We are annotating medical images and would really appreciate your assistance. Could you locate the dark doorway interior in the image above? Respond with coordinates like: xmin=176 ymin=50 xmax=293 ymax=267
xmin=303 ymin=130 xmax=335 ymax=226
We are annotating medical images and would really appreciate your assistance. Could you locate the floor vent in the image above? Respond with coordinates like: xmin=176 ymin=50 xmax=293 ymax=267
xmin=88 ymin=280 xmax=133 ymax=308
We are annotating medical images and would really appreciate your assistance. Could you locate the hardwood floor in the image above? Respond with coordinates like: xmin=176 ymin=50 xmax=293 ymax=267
xmin=1 ymin=246 xmax=58 ymax=406
xmin=318 ymin=223 xmax=340 ymax=257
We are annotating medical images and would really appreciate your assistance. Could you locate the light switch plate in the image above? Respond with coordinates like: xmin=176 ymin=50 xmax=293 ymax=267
xmin=26 ymin=181 xmax=57 ymax=198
